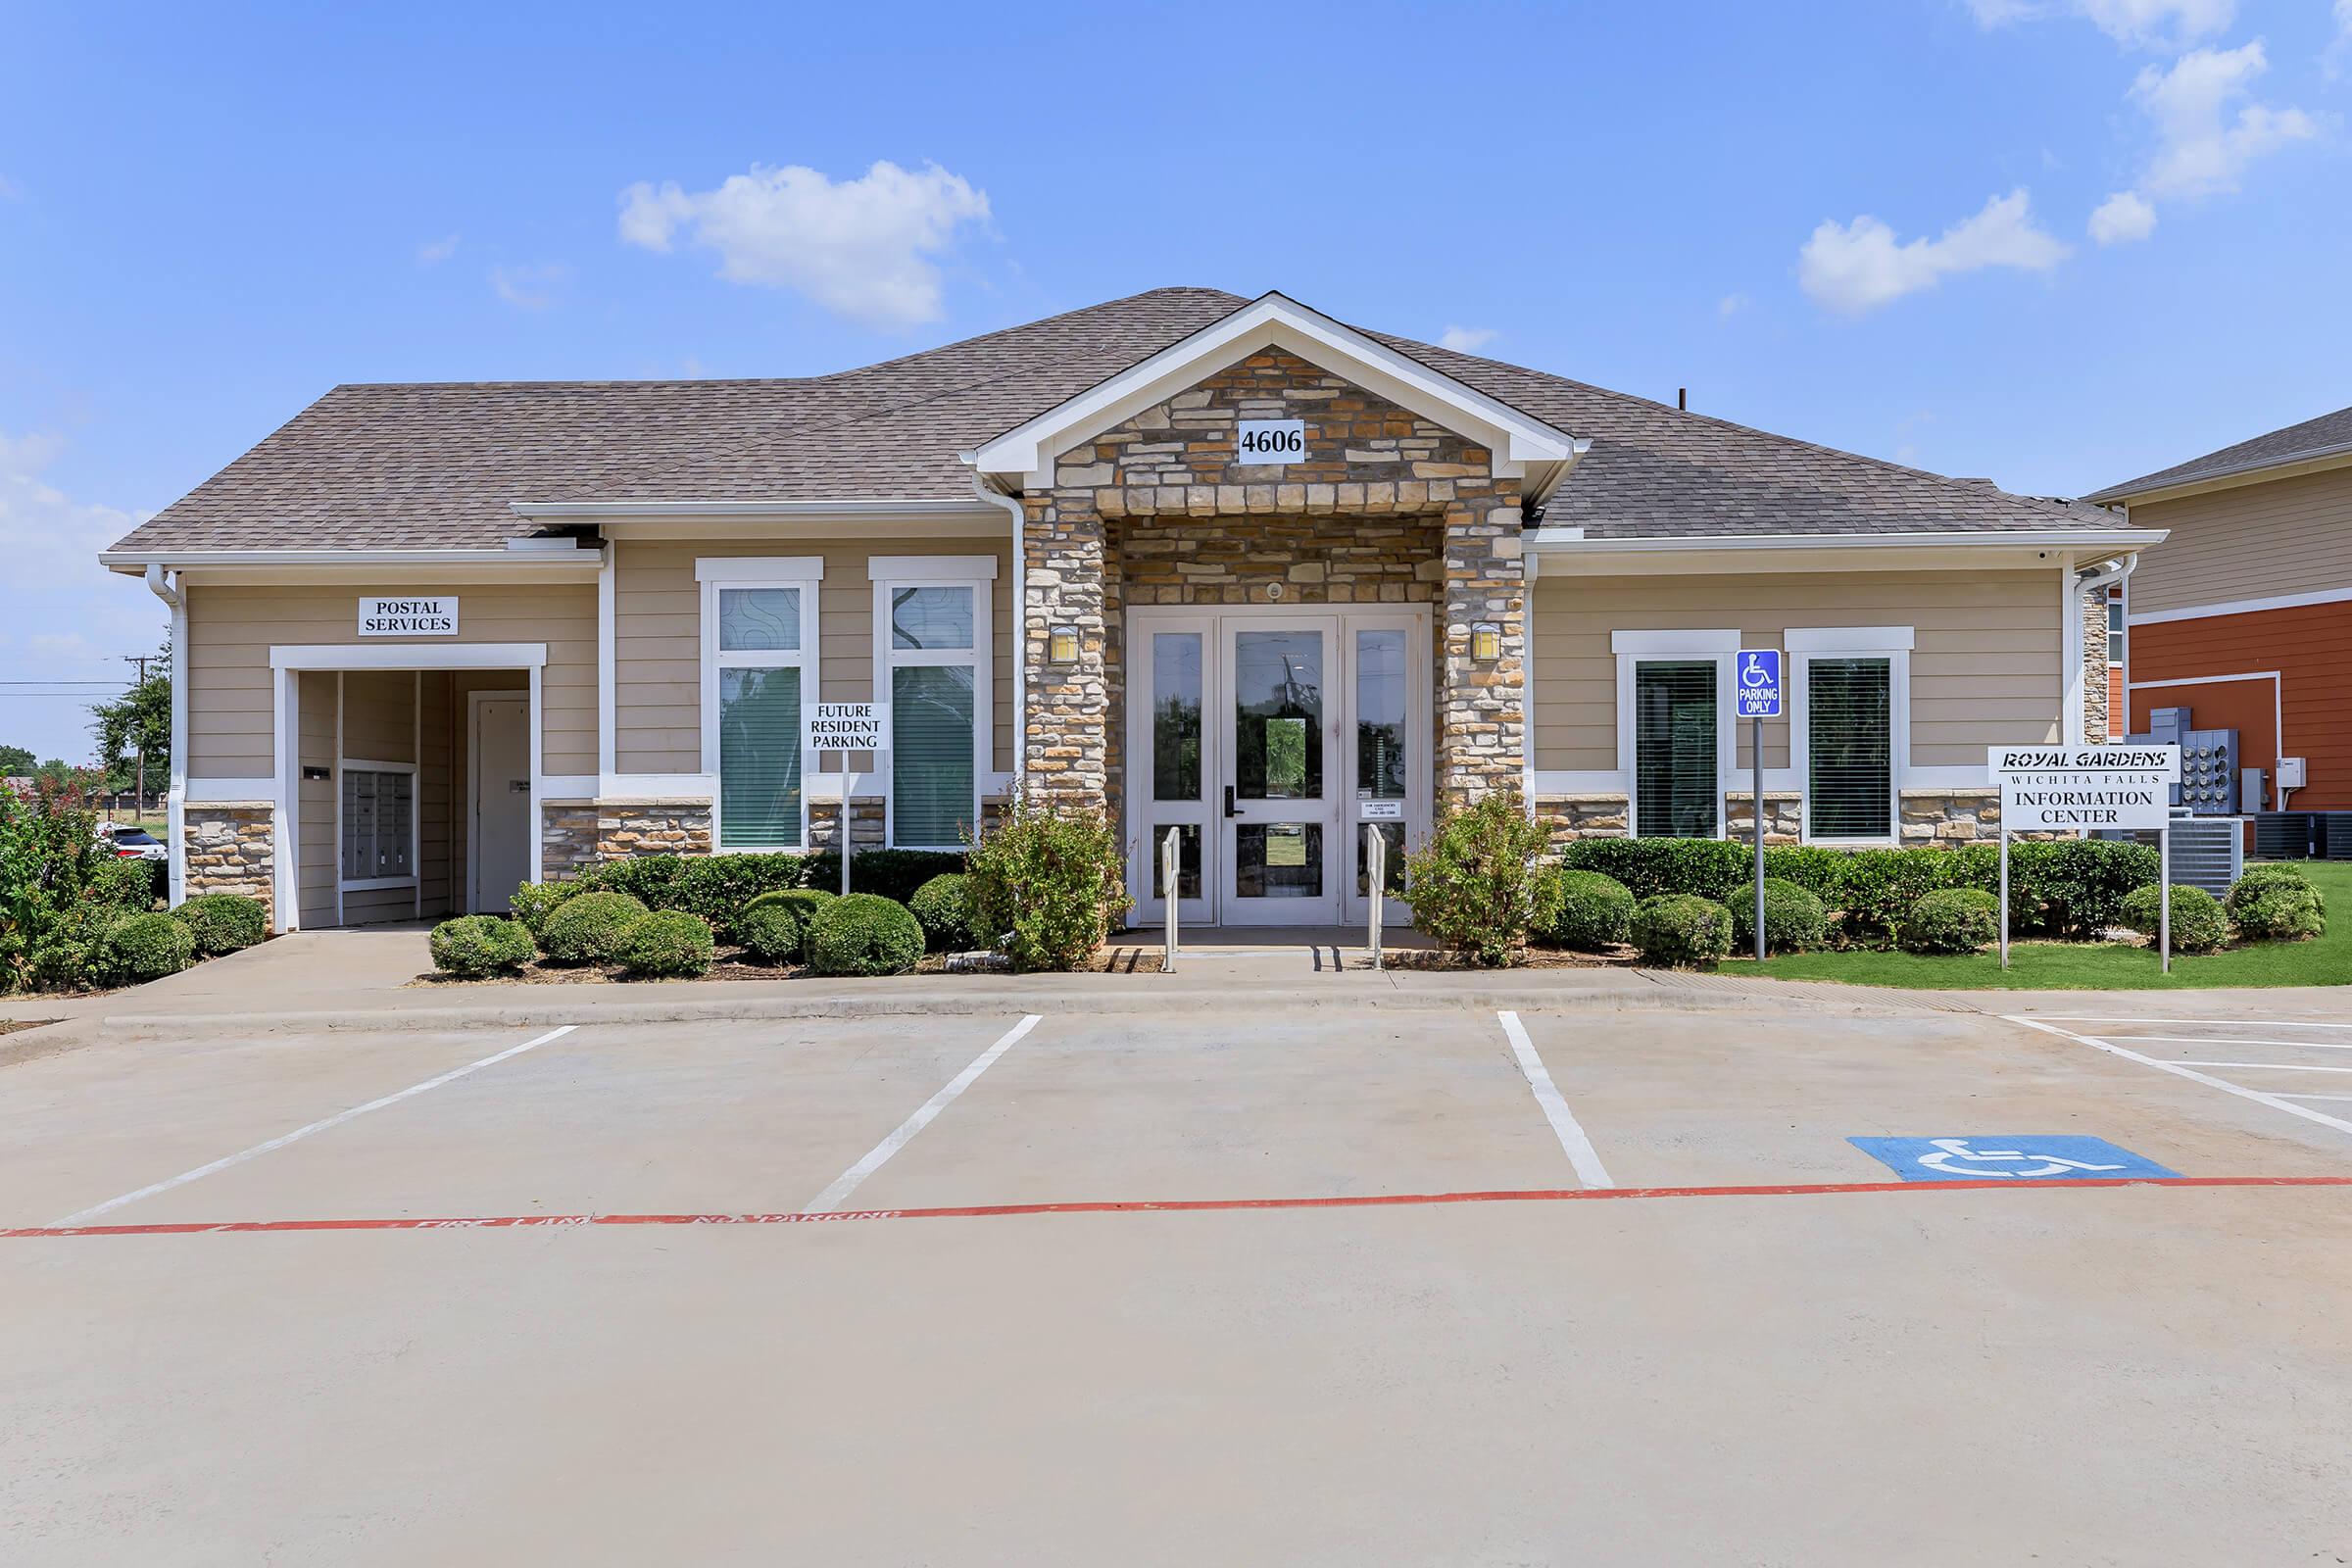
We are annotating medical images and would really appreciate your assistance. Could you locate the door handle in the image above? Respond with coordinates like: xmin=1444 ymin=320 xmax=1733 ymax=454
xmin=1223 ymin=785 xmax=1236 ymax=818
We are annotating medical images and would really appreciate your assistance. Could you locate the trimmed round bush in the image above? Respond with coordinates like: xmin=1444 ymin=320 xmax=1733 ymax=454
xmin=1631 ymin=894 xmax=1734 ymax=967
xmin=620 ymin=909 xmax=715 ymax=978
xmin=1534 ymin=868 xmax=1636 ymax=952
xmin=907 ymin=873 xmax=979 ymax=953
xmin=2118 ymin=883 xmax=2230 ymax=954
xmin=97 ymin=910 xmax=196 ymax=985
xmin=172 ymin=892 xmax=268 ymax=956
xmin=1899 ymin=887 xmax=2000 ymax=955
xmin=2226 ymin=864 xmax=2327 ymax=942
xmin=1729 ymin=877 xmax=1831 ymax=956
xmin=734 ymin=899 xmax=805 ymax=965
xmin=743 ymin=888 xmax=833 ymax=960
xmin=807 ymin=893 xmax=925 ymax=977
xmin=539 ymin=890 xmax=649 ymax=965
xmin=428 ymin=915 xmax=536 ymax=978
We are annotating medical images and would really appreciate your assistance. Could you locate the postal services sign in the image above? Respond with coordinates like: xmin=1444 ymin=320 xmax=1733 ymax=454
xmin=359 ymin=596 xmax=459 ymax=636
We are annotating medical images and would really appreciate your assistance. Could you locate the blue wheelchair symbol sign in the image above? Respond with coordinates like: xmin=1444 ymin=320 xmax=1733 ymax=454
xmin=1848 ymin=1135 xmax=2179 ymax=1183
xmin=1736 ymin=649 xmax=1783 ymax=718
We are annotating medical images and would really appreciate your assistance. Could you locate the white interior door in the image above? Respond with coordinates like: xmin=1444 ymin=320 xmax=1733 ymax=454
xmin=471 ymin=694 xmax=532 ymax=915
xmin=1219 ymin=617 xmax=1341 ymax=925
xmin=1127 ymin=615 xmax=1216 ymax=930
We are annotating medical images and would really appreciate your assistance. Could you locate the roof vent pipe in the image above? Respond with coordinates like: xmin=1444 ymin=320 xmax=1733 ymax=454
xmin=1678 ymin=388 xmax=1687 ymax=412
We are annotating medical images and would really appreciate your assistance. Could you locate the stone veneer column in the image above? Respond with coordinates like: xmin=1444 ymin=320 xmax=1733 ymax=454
xmin=183 ymin=804 xmax=275 ymax=923
xmin=2082 ymin=581 xmax=2111 ymax=740
xmin=1023 ymin=490 xmax=1110 ymax=809
xmin=1438 ymin=486 xmax=1526 ymax=807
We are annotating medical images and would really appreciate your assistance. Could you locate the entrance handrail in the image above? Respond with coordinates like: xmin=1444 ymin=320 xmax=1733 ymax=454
xmin=1161 ymin=826 xmax=1181 ymax=975
xmin=1366 ymin=821 xmax=1386 ymax=971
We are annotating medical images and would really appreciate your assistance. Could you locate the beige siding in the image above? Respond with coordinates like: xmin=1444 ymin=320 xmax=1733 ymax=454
xmin=1532 ymin=568 xmax=2064 ymax=771
xmin=612 ymin=538 xmax=1014 ymax=776
xmin=2127 ymin=466 xmax=2352 ymax=616
xmin=184 ymin=581 xmax=594 ymax=776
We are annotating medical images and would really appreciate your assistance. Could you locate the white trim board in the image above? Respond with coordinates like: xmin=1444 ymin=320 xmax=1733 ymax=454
xmin=270 ymin=642 xmax=546 ymax=671
xmin=695 ymin=556 xmax=826 ymax=583
xmin=867 ymin=555 xmax=998 ymax=581
xmin=2127 ymin=585 xmax=2352 ymax=626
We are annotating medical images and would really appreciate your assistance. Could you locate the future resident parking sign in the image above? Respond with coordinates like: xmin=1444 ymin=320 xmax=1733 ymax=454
xmin=1735 ymin=649 xmax=1783 ymax=719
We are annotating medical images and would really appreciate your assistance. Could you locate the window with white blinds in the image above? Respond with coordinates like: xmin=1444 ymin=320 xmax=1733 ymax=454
xmin=1634 ymin=660 xmax=1720 ymax=838
xmin=875 ymin=570 xmax=991 ymax=850
xmin=1805 ymin=657 xmax=1892 ymax=840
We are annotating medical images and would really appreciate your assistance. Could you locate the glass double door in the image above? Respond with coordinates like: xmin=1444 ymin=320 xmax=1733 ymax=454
xmin=1130 ymin=609 xmax=1424 ymax=929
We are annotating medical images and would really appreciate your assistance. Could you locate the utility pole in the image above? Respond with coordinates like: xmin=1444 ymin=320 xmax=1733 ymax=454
xmin=122 ymin=654 xmax=150 ymax=823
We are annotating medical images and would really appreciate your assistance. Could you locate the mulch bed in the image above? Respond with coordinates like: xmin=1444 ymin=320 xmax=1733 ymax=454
xmin=411 ymin=945 xmax=1165 ymax=986
xmin=1373 ymin=945 xmax=1633 ymax=971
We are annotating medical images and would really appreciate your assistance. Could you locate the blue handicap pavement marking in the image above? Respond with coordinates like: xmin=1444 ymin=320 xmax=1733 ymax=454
xmin=1848 ymin=1135 xmax=2180 ymax=1183
xmin=1735 ymin=648 xmax=1782 ymax=718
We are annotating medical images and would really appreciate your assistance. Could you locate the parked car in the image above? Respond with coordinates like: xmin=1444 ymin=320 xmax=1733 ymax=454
xmin=98 ymin=824 xmax=167 ymax=861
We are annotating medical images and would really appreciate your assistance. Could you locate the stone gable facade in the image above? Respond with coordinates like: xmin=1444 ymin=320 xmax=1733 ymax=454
xmin=1023 ymin=347 xmax=1526 ymax=825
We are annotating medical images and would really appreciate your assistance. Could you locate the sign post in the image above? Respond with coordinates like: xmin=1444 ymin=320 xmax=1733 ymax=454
xmin=1736 ymin=650 xmax=1785 ymax=963
xmin=808 ymin=704 xmax=887 ymax=897
xmin=1989 ymin=744 xmax=2181 ymax=973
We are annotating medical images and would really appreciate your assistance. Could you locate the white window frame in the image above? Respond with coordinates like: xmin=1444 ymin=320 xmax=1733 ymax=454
xmin=1613 ymin=629 xmax=1739 ymax=840
xmin=1788 ymin=626 xmax=1912 ymax=847
xmin=699 ymin=557 xmax=824 ymax=855
xmin=337 ymin=758 xmax=419 ymax=892
xmin=869 ymin=555 xmax=995 ymax=852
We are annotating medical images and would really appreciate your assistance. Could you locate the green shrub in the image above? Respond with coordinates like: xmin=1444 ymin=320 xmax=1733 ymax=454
xmin=2226 ymin=864 xmax=2327 ymax=942
xmin=734 ymin=899 xmax=805 ymax=965
xmin=1397 ymin=793 xmax=1553 ymax=967
xmin=742 ymin=888 xmax=834 ymax=960
xmin=2118 ymin=884 xmax=2230 ymax=954
xmin=807 ymin=893 xmax=925 ymax=977
xmin=1836 ymin=848 xmax=1964 ymax=949
xmin=539 ymin=890 xmax=649 ymax=964
xmin=1 ymin=775 xmax=112 ymax=993
xmin=1557 ymin=838 xmax=1748 ymax=903
xmin=428 ymin=914 xmax=536 ymax=977
xmin=509 ymin=879 xmax=578 ymax=936
xmin=620 ymin=909 xmax=716 ymax=978
xmin=2001 ymin=839 xmax=2161 ymax=938
xmin=97 ymin=910 xmax=196 ymax=985
xmin=964 ymin=790 xmax=1129 ymax=972
xmin=172 ymin=892 xmax=268 ymax=956
xmin=1730 ymin=877 xmax=1831 ymax=955
xmin=88 ymin=855 xmax=161 ymax=911
xmin=1759 ymin=845 xmax=1850 ymax=904
xmin=1533 ymin=868 xmax=1636 ymax=952
xmin=1899 ymin=887 xmax=2001 ymax=955
xmin=806 ymin=849 xmax=968 ymax=906
xmin=907 ymin=873 xmax=979 ymax=952
xmin=1630 ymin=894 xmax=1734 ymax=967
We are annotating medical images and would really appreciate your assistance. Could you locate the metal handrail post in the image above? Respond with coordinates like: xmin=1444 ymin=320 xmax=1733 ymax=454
xmin=1162 ymin=826 xmax=1180 ymax=975
xmin=1366 ymin=821 xmax=1386 ymax=971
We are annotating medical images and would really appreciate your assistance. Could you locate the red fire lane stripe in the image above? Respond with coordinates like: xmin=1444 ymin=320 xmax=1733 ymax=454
xmin=6 ymin=1175 xmax=2349 ymax=1240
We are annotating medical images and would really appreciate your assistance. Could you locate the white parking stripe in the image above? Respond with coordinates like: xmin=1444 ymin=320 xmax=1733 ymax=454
xmin=52 ymin=1025 xmax=580 ymax=1227
xmin=2275 ymin=1093 xmax=2352 ymax=1104
xmin=2008 ymin=1017 xmax=2352 ymax=1141
xmin=1498 ymin=1011 xmax=1614 ymax=1190
xmin=2022 ymin=1015 xmax=2352 ymax=1030
xmin=2102 ymin=1035 xmax=2352 ymax=1051
xmin=2174 ymin=1061 xmax=2352 ymax=1074
xmin=802 ymin=1014 xmax=1042 ymax=1215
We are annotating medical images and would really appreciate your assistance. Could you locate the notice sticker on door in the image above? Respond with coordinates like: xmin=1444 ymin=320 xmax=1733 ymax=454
xmin=1359 ymin=801 xmax=1404 ymax=820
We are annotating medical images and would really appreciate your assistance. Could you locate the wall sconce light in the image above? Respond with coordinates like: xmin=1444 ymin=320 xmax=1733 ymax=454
xmin=1048 ymin=625 xmax=1081 ymax=663
xmin=1471 ymin=622 xmax=1502 ymax=662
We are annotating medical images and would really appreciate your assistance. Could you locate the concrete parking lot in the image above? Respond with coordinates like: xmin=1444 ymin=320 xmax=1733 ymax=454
xmin=5 ymin=997 xmax=2351 ymax=1564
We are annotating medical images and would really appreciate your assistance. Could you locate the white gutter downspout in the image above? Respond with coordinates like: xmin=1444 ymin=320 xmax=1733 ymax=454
xmin=144 ymin=564 xmax=188 ymax=907
xmin=971 ymin=475 xmax=1027 ymax=793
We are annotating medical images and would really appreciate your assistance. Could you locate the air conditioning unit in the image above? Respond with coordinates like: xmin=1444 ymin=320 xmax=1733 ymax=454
xmin=2100 ymin=813 xmax=2244 ymax=898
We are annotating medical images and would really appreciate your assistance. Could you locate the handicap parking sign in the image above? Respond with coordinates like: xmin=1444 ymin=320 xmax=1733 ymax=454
xmin=1848 ymin=1135 xmax=2179 ymax=1182
xmin=1735 ymin=649 xmax=1782 ymax=718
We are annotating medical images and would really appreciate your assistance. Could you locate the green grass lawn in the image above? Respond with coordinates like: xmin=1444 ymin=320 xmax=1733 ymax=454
xmin=1729 ymin=859 xmax=2351 ymax=991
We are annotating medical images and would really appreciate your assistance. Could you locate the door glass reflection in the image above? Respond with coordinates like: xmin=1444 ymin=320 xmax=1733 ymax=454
xmin=1236 ymin=823 xmax=1323 ymax=898
xmin=1235 ymin=631 xmax=1322 ymax=802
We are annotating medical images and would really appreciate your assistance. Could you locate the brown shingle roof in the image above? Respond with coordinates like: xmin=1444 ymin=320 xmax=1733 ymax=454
xmin=110 ymin=285 xmax=2134 ymax=555
xmin=2083 ymin=402 xmax=2352 ymax=503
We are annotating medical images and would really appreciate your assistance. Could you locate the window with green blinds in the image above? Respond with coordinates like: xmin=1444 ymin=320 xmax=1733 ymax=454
xmin=1635 ymin=661 xmax=1719 ymax=838
xmin=1806 ymin=657 xmax=1892 ymax=839
xmin=719 ymin=667 xmax=803 ymax=849
xmin=892 ymin=664 xmax=975 ymax=847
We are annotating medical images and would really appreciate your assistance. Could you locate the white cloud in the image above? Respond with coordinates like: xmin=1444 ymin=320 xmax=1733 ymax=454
xmin=1798 ymin=188 xmax=2071 ymax=315
xmin=2130 ymin=42 xmax=2316 ymax=201
xmin=617 ymin=160 xmax=991 ymax=330
xmin=416 ymin=233 xmax=461 ymax=266
xmin=2329 ymin=0 xmax=2352 ymax=77
xmin=488 ymin=263 xmax=566 ymax=310
xmin=1438 ymin=325 xmax=1497 ymax=352
xmin=1963 ymin=0 xmax=2236 ymax=48
xmin=1716 ymin=292 xmax=1751 ymax=318
xmin=2088 ymin=189 xmax=2159 ymax=242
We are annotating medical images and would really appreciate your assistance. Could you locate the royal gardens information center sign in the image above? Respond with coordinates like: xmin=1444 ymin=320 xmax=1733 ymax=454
xmin=359 ymin=596 xmax=459 ymax=636
xmin=1988 ymin=745 xmax=2180 ymax=831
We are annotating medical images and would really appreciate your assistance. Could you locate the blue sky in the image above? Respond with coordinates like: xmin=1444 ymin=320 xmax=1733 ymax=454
xmin=3 ymin=0 xmax=2346 ymax=761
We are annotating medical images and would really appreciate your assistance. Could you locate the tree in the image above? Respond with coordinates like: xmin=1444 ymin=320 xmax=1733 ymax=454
xmin=91 ymin=641 xmax=170 ymax=799
xmin=0 ymin=744 xmax=35 ymax=777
